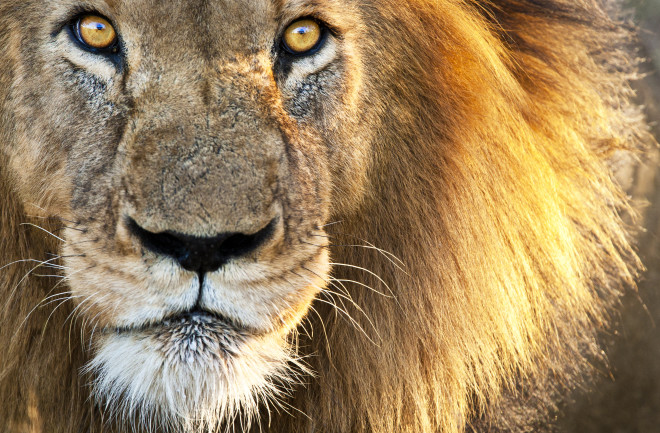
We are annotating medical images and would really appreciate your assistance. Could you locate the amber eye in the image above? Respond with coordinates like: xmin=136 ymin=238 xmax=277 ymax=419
xmin=74 ymin=15 xmax=117 ymax=51
xmin=282 ymin=19 xmax=324 ymax=55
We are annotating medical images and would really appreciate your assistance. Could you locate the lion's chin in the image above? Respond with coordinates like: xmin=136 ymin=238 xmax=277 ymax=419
xmin=85 ymin=312 xmax=301 ymax=431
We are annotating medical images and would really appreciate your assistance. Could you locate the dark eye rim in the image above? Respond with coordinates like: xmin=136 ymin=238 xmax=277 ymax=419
xmin=280 ymin=17 xmax=329 ymax=57
xmin=69 ymin=14 xmax=120 ymax=55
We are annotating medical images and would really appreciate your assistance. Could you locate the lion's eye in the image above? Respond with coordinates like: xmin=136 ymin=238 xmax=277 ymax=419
xmin=282 ymin=19 xmax=324 ymax=55
xmin=73 ymin=15 xmax=117 ymax=52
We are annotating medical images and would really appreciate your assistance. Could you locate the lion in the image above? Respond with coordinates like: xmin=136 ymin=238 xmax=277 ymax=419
xmin=0 ymin=0 xmax=649 ymax=432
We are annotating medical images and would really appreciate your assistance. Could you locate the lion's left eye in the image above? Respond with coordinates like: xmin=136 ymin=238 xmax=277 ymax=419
xmin=72 ymin=15 xmax=118 ymax=52
xmin=281 ymin=19 xmax=325 ymax=56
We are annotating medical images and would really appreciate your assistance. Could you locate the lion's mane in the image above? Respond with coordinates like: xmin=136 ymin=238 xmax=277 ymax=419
xmin=0 ymin=0 xmax=648 ymax=432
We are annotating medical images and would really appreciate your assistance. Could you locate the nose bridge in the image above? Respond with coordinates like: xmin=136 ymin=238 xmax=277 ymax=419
xmin=122 ymin=63 xmax=285 ymax=236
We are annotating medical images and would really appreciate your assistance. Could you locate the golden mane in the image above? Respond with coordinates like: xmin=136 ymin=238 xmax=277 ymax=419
xmin=0 ymin=0 xmax=648 ymax=432
xmin=269 ymin=1 xmax=647 ymax=431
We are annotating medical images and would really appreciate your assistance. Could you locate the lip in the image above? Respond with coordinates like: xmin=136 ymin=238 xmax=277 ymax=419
xmin=110 ymin=309 xmax=243 ymax=335
xmin=106 ymin=309 xmax=252 ymax=364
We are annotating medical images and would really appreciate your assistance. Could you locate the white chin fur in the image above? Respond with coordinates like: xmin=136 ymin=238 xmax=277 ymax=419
xmin=85 ymin=322 xmax=304 ymax=432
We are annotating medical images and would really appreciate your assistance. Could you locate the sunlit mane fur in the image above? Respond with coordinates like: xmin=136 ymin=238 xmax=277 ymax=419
xmin=268 ymin=1 xmax=647 ymax=431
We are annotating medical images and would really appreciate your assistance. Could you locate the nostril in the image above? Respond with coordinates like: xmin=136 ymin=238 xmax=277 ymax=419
xmin=126 ymin=218 xmax=276 ymax=273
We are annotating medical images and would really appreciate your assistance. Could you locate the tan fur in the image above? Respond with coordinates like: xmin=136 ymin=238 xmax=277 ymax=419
xmin=0 ymin=0 xmax=648 ymax=432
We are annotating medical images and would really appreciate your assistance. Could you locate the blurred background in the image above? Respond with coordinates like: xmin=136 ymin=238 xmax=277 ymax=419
xmin=631 ymin=0 xmax=660 ymax=65
xmin=561 ymin=1 xmax=660 ymax=431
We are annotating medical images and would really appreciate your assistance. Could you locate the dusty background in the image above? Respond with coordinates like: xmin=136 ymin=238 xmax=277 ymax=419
xmin=561 ymin=1 xmax=660 ymax=431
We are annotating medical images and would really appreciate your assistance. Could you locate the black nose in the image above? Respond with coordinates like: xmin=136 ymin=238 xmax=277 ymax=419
xmin=127 ymin=218 xmax=276 ymax=274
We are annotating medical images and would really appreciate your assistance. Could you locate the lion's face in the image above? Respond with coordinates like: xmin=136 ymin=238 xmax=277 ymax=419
xmin=3 ymin=0 xmax=372 ymax=428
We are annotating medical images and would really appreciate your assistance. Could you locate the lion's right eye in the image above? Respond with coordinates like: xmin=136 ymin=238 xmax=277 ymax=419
xmin=72 ymin=15 xmax=118 ymax=53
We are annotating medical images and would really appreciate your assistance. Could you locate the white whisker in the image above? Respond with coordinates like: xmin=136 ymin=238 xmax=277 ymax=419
xmin=19 ymin=222 xmax=66 ymax=242
xmin=328 ymin=262 xmax=395 ymax=298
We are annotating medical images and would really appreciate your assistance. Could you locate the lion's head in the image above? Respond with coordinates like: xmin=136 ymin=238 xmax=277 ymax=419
xmin=0 ymin=0 xmax=647 ymax=432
